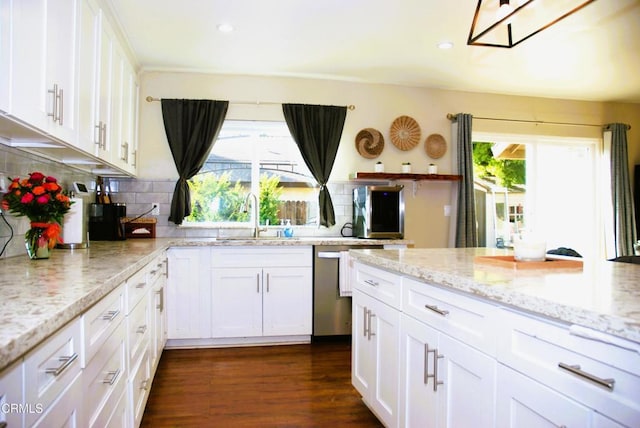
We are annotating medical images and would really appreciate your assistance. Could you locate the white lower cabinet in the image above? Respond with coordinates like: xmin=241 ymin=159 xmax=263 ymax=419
xmin=167 ymin=246 xmax=312 ymax=346
xmin=399 ymin=313 xmax=496 ymax=428
xmin=82 ymin=321 xmax=126 ymax=428
xmin=352 ymin=288 xmax=400 ymax=428
xmin=0 ymin=252 xmax=166 ymax=428
xmin=496 ymin=363 xmax=591 ymax=428
xmin=352 ymin=261 xmax=640 ymax=428
xmin=167 ymin=247 xmax=212 ymax=339
xmin=0 ymin=360 xmax=24 ymax=427
xmin=211 ymin=266 xmax=312 ymax=338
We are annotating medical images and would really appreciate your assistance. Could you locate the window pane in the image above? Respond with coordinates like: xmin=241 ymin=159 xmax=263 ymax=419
xmin=186 ymin=120 xmax=318 ymax=225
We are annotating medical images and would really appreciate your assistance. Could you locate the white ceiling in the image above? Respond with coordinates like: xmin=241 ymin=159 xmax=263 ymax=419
xmin=106 ymin=0 xmax=640 ymax=103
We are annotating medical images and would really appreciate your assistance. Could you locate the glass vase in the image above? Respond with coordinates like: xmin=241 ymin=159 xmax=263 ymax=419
xmin=25 ymin=226 xmax=51 ymax=260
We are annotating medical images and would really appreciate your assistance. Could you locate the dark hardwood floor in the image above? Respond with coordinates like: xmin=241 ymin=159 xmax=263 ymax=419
xmin=141 ymin=339 xmax=383 ymax=427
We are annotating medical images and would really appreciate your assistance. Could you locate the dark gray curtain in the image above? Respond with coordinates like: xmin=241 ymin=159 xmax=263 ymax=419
xmin=454 ymin=113 xmax=478 ymax=247
xmin=161 ymin=99 xmax=229 ymax=225
xmin=606 ymin=123 xmax=637 ymax=256
xmin=282 ymin=103 xmax=347 ymax=227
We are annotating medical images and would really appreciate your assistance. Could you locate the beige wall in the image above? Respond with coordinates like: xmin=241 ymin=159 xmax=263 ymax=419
xmin=138 ymin=72 xmax=640 ymax=247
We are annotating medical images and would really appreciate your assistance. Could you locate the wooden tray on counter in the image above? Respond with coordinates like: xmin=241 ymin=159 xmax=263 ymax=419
xmin=474 ymin=255 xmax=583 ymax=270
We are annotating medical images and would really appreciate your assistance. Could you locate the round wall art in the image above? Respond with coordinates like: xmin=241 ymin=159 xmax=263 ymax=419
xmin=390 ymin=116 xmax=421 ymax=151
xmin=425 ymin=133 xmax=447 ymax=159
xmin=355 ymin=128 xmax=384 ymax=159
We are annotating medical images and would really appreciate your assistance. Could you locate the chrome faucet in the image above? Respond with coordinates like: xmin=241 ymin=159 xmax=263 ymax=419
xmin=242 ymin=192 xmax=267 ymax=238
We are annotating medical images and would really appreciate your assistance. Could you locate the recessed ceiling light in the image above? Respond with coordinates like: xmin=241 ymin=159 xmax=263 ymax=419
xmin=217 ymin=23 xmax=234 ymax=33
xmin=437 ymin=41 xmax=454 ymax=50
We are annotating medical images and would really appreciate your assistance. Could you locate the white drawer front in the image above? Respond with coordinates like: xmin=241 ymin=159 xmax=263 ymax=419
xmin=211 ymin=246 xmax=312 ymax=268
xmin=497 ymin=309 xmax=640 ymax=427
xmin=92 ymin=389 xmax=127 ymax=428
xmin=31 ymin=370 xmax=83 ymax=428
xmin=127 ymin=296 xmax=150 ymax=370
xmin=402 ymin=276 xmax=497 ymax=356
xmin=0 ymin=360 xmax=24 ymax=428
xmin=353 ymin=262 xmax=402 ymax=310
xmin=126 ymin=267 xmax=149 ymax=315
xmin=84 ymin=322 xmax=126 ymax=428
xmin=24 ymin=318 xmax=81 ymax=426
xmin=82 ymin=284 xmax=125 ymax=367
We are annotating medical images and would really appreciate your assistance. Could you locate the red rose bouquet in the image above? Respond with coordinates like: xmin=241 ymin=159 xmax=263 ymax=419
xmin=1 ymin=172 xmax=72 ymax=250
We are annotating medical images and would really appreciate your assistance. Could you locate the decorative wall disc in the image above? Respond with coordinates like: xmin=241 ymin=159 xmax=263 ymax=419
xmin=355 ymin=128 xmax=384 ymax=159
xmin=425 ymin=133 xmax=447 ymax=159
xmin=390 ymin=116 xmax=421 ymax=151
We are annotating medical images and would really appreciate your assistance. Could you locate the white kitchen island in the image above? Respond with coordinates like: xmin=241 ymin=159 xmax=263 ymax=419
xmin=349 ymin=247 xmax=640 ymax=428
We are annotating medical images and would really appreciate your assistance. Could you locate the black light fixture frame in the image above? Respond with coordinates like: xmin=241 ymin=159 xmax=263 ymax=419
xmin=467 ymin=0 xmax=598 ymax=48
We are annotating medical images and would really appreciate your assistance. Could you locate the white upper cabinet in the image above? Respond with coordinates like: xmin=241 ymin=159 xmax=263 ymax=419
xmin=76 ymin=0 xmax=101 ymax=155
xmin=0 ymin=0 xmax=10 ymax=113
xmin=11 ymin=0 xmax=79 ymax=143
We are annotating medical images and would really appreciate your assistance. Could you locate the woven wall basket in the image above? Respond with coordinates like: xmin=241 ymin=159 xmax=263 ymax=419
xmin=425 ymin=133 xmax=447 ymax=159
xmin=390 ymin=116 xmax=421 ymax=151
xmin=355 ymin=128 xmax=384 ymax=159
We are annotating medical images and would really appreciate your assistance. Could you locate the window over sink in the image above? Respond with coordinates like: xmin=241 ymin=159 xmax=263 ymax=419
xmin=184 ymin=120 xmax=318 ymax=227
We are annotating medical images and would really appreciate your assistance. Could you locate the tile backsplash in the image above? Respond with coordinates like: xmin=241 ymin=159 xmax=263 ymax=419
xmin=110 ymin=178 xmax=358 ymax=239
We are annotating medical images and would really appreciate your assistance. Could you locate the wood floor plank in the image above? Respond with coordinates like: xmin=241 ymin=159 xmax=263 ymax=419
xmin=141 ymin=340 xmax=383 ymax=427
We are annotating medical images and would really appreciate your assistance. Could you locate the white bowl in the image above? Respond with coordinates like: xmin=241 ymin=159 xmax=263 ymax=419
xmin=513 ymin=239 xmax=546 ymax=262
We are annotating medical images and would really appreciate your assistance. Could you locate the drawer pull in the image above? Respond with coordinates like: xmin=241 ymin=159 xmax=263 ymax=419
xmin=45 ymin=353 xmax=78 ymax=376
xmin=102 ymin=368 xmax=121 ymax=385
xmin=150 ymin=269 xmax=158 ymax=275
xmin=558 ymin=362 xmax=615 ymax=391
xmin=102 ymin=309 xmax=120 ymax=321
xmin=425 ymin=304 xmax=449 ymax=317
xmin=364 ymin=279 xmax=379 ymax=287
xmin=137 ymin=325 xmax=148 ymax=334
xmin=135 ymin=282 xmax=146 ymax=289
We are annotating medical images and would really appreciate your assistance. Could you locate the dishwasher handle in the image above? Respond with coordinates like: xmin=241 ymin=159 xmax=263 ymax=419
xmin=317 ymin=251 xmax=343 ymax=259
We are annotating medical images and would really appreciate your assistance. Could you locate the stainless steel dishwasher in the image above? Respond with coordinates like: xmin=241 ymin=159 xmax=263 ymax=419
xmin=313 ymin=245 xmax=382 ymax=336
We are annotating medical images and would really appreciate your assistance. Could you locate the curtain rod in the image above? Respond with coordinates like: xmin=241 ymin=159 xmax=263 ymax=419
xmin=145 ymin=96 xmax=356 ymax=110
xmin=445 ymin=113 xmax=631 ymax=130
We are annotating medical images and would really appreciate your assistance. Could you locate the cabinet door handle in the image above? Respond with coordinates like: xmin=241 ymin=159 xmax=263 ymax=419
xmin=47 ymin=84 xmax=58 ymax=121
xmin=137 ymin=325 xmax=148 ymax=334
xmin=432 ymin=347 xmax=444 ymax=392
xmin=363 ymin=306 xmax=368 ymax=337
xmin=58 ymin=87 xmax=64 ymax=125
xmin=135 ymin=281 xmax=146 ymax=289
xmin=364 ymin=279 xmax=379 ymax=287
xmin=140 ymin=378 xmax=150 ymax=390
xmin=257 ymin=273 xmax=260 ymax=293
xmin=424 ymin=343 xmax=430 ymax=385
xmin=367 ymin=310 xmax=376 ymax=340
xmin=425 ymin=304 xmax=449 ymax=317
xmin=45 ymin=353 xmax=78 ymax=376
xmin=101 ymin=123 xmax=107 ymax=149
xmin=102 ymin=309 xmax=120 ymax=322
xmin=558 ymin=362 xmax=615 ymax=390
xmin=266 ymin=273 xmax=270 ymax=292
xmin=156 ymin=288 xmax=164 ymax=312
xmin=102 ymin=368 xmax=121 ymax=385
xmin=95 ymin=122 xmax=102 ymax=146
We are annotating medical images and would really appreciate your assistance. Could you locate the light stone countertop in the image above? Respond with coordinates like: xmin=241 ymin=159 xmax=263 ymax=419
xmin=0 ymin=237 xmax=408 ymax=372
xmin=349 ymin=247 xmax=640 ymax=344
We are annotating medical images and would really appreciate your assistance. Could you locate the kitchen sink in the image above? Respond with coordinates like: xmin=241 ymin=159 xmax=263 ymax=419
xmin=218 ymin=236 xmax=300 ymax=241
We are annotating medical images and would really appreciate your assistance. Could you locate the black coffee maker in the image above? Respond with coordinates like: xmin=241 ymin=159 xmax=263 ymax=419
xmin=89 ymin=203 xmax=127 ymax=241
